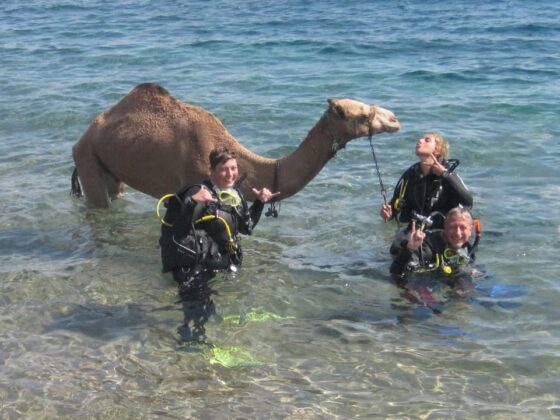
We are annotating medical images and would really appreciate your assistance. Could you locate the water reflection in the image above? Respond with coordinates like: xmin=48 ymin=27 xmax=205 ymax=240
xmin=176 ymin=271 xmax=218 ymax=347
xmin=391 ymin=271 xmax=481 ymax=318
xmin=390 ymin=267 xmax=526 ymax=323
xmin=44 ymin=303 xmax=162 ymax=339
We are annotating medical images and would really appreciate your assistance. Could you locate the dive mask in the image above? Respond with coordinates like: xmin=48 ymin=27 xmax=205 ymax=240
xmin=443 ymin=247 xmax=470 ymax=266
xmin=217 ymin=190 xmax=241 ymax=208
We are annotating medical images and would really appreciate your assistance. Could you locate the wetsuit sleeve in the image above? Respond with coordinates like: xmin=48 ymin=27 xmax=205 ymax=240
xmin=237 ymin=200 xmax=264 ymax=235
xmin=466 ymin=242 xmax=476 ymax=263
xmin=389 ymin=234 xmax=438 ymax=277
xmin=160 ymin=186 xmax=207 ymax=273
xmin=388 ymin=180 xmax=402 ymax=218
xmin=390 ymin=241 xmax=414 ymax=277
xmin=442 ymin=171 xmax=473 ymax=207
xmin=388 ymin=166 xmax=415 ymax=223
xmin=179 ymin=196 xmax=198 ymax=220
xmin=165 ymin=185 xmax=203 ymax=238
xmin=248 ymin=200 xmax=265 ymax=229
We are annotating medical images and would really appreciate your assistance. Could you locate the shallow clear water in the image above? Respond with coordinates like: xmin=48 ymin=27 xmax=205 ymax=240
xmin=1 ymin=0 xmax=560 ymax=417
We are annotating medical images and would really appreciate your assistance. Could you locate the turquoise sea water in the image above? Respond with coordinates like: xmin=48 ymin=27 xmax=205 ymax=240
xmin=1 ymin=1 xmax=560 ymax=417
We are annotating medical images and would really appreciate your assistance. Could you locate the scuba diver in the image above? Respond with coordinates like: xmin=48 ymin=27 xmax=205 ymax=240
xmin=389 ymin=206 xmax=481 ymax=313
xmin=390 ymin=206 xmax=480 ymax=282
xmin=159 ymin=147 xmax=278 ymax=344
xmin=159 ymin=147 xmax=279 ymax=291
xmin=380 ymin=132 xmax=473 ymax=231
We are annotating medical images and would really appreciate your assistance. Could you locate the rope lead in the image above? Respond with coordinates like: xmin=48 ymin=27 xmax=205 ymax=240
xmin=368 ymin=135 xmax=387 ymax=205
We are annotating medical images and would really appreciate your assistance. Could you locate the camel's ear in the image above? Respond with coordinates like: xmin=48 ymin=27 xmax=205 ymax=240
xmin=327 ymin=99 xmax=347 ymax=120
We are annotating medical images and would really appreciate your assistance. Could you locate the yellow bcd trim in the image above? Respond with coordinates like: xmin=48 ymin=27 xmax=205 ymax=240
xmin=157 ymin=194 xmax=176 ymax=227
xmin=195 ymin=214 xmax=237 ymax=253
xmin=412 ymin=253 xmax=442 ymax=274
xmin=393 ymin=179 xmax=408 ymax=212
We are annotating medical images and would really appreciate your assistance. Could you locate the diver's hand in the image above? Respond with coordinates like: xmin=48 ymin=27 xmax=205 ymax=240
xmin=406 ymin=221 xmax=426 ymax=250
xmin=430 ymin=153 xmax=447 ymax=176
xmin=252 ymin=187 xmax=280 ymax=203
xmin=191 ymin=186 xmax=217 ymax=205
xmin=380 ymin=203 xmax=392 ymax=221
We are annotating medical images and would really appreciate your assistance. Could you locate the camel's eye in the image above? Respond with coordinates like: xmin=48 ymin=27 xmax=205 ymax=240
xmin=334 ymin=105 xmax=346 ymax=120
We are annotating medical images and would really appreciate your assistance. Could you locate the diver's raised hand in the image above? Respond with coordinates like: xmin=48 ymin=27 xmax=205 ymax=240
xmin=191 ymin=186 xmax=217 ymax=205
xmin=252 ymin=187 xmax=280 ymax=203
xmin=430 ymin=153 xmax=447 ymax=176
xmin=406 ymin=221 xmax=426 ymax=250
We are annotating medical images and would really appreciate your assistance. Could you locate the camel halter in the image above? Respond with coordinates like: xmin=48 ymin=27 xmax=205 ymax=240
xmin=324 ymin=104 xmax=378 ymax=158
xmin=324 ymin=104 xmax=386 ymax=204
xmin=324 ymin=111 xmax=344 ymax=160
xmin=266 ymin=160 xmax=280 ymax=217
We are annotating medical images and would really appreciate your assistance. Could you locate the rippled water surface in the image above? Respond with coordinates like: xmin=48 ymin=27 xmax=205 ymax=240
xmin=1 ymin=1 xmax=560 ymax=418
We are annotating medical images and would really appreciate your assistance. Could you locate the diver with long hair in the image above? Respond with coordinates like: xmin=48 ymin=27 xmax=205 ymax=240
xmin=380 ymin=132 xmax=473 ymax=230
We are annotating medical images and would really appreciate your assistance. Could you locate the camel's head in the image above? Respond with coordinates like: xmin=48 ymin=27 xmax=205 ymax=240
xmin=326 ymin=99 xmax=400 ymax=148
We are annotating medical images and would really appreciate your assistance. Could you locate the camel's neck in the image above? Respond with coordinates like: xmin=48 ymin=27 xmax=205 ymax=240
xmin=233 ymin=113 xmax=342 ymax=201
xmin=271 ymin=114 xmax=338 ymax=199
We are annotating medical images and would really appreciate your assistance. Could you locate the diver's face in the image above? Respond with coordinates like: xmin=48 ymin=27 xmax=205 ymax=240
xmin=415 ymin=134 xmax=439 ymax=158
xmin=211 ymin=158 xmax=238 ymax=189
xmin=443 ymin=215 xmax=472 ymax=249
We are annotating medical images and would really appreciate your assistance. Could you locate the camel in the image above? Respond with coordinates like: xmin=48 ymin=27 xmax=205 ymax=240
xmin=71 ymin=83 xmax=400 ymax=208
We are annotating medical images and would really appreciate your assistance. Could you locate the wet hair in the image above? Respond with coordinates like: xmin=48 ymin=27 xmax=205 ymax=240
xmin=427 ymin=132 xmax=450 ymax=159
xmin=209 ymin=147 xmax=236 ymax=169
xmin=445 ymin=206 xmax=472 ymax=225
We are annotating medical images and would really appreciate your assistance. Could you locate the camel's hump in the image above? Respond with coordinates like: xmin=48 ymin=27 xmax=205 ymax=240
xmin=105 ymin=83 xmax=195 ymax=118
xmin=132 ymin=82 xmax=172 ymax=97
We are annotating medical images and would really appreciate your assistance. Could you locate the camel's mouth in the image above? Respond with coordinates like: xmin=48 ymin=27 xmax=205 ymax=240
xmin=386 ymin=120 xmax=401 ymax=132
xmin=371 ymin=105 xmax=400 ymax=134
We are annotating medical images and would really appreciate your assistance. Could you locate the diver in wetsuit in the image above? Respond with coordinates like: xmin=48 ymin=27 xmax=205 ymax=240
xmin=390 ymin=207 xmax=483 ymax=314
xmin=159 ymin=147 xmax=279 ymax=290
xmin=380 ymin=132 xmax=473 ymax=230
xmin=159 ymin=147 xmax=279 ymax=344
xmin=390 ymin=207 xmax=478 ymax=282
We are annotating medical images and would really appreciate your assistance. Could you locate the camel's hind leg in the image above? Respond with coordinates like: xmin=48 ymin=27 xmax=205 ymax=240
xmin=72 ymin=143 xmax=112 ymax=208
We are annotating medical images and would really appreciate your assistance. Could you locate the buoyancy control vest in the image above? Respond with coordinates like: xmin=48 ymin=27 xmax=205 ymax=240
xmin=159 ymin=181 xmax=250 ymax=273
xmin=396 ymin=230 xmax=476 ymax=278
xmin=390 ymin=159 xmax=470 ymax=229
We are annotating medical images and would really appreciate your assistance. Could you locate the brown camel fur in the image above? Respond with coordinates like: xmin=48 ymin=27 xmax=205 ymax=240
xmin=71 ymin=83 xmax=400 ymax=208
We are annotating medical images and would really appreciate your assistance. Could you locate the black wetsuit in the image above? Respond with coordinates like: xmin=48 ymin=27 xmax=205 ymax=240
xmin=160 ymin=179 xmax=264 ymax=285
xmin=389 ymin=161 xmax=473 ymax=229
xmin=390 ymin=230 xmax=475 ymax=280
